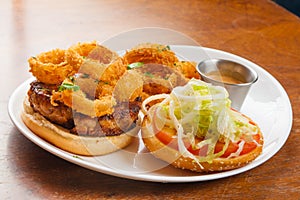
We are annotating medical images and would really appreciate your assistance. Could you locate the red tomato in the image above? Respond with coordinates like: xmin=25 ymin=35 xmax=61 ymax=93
xmin=239 ymin=134 xmax=260 ymax=155
xmin=155 ymin=130 xmax=208 ymax=156
xmin=214 ymin=141 xmax=239 ymax=158
xmin=152 ymin=107 xmax=260 ymax=158
xmin=155 ymin=129 xmax=260 ymax=158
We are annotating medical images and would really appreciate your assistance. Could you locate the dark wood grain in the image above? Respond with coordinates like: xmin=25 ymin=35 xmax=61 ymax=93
xmin=1 ymin=0 xmax=300 ymax=199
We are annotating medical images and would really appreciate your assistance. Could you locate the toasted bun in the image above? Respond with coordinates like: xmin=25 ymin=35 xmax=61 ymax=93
xmin=22 ymin=97 xmax=140 ymax=156
xmin=141 ymin=114 xmax=263 ymax=172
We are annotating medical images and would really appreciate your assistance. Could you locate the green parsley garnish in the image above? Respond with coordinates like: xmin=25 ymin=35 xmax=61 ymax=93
xmin=162 ymin=45 xmax=170 ymax=51
xmin=58 ymin=83 xmax=80 ymax=92
xmin=127 ymin=62 xmax=144 ymax=70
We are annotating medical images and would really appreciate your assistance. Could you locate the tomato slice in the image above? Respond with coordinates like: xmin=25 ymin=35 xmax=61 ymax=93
xmin=214 ymin=141 xmax=239 ymax=158
xmin=155 ymin=131 xmax=177 ymax=149
xmin=156 ymin=129 xmax=260 ymax=158
xmin=239 ymin=134 xmax=260 ymax=155
xmin=151 ymin=106 xmax=260 ymax=158
xmin=155 ymin=130 xmax=208 ymax=156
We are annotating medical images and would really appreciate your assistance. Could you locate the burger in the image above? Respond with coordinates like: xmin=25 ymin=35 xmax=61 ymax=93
xmin=21 ymin=42 xmax=143 ymax=156
xmin=141 ymin=79 xmax=263 ymax=172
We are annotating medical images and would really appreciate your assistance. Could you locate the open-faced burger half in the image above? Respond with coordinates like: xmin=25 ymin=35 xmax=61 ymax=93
xmin=141 ymin=79 xmax=263 ymax=172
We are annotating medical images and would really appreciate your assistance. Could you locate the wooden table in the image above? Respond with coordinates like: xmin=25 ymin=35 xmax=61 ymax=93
xmin=1 ymin=0 xmax=300 ymax=199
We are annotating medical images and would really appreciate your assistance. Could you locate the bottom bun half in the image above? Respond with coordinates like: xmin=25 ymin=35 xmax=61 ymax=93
xmin=141 ymin=115 xmax=263 ymax=172
xmin=22 ymin=97 xmax=140 ymax=156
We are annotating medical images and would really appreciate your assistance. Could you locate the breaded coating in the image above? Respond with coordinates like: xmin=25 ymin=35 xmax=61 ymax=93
xmin=69 ymin=41 xmax=119 ymax=64
xmin=123 ymin=43 xmax=179 ymax=68
xmin=51 ymin=88 xmax=116 ymax=118
xmin=173 ymin=61 xmax=201 ymax=79
xmin=28 ymin=49 xmax=83 ymax=84
xmin=28 ymin=41 xmax=200 ymax=118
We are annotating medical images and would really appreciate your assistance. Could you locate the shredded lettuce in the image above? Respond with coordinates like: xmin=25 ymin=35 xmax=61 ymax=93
xmin=142 ymin=78 xmax=258 ymax=164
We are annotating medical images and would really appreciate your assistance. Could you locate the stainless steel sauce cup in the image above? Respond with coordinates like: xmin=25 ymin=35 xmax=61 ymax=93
xmin=197 ymin=59 xmax=258 ymax=110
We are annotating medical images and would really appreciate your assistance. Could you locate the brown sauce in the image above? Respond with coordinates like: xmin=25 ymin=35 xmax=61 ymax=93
xmin=206 ymin=71 xmax=245 ymax=84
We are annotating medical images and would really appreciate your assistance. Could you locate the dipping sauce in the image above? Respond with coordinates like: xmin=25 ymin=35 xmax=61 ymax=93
xmin=197 ymin=58 xmax=258 ymax=110
xmin=206 ymin=71 xmax=245 ymax=84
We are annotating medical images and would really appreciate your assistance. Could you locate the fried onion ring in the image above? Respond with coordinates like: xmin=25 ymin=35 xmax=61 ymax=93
xmin=77 ymin=59 xmax=108 ymax=81
xmin=96 ymin=57 xmax=128 ymax=98
xmin=123 ymin=43 xmax=179 ymax=68
xmin=28 ymin=49 xmax=83 ymax=84
xmin=113 ymin=70 xmax=143 ymax=102
xmin=100 ymin=57 xmax=127 ymax=84
xmin=51 ymin=89 xmax=116 ymax=117
xmin=69 ymin=41 xmax=119 ymax=64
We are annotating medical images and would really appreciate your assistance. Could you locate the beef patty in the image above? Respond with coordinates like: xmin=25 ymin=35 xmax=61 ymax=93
xmin=28 ymin=81 xmax=141 ymax=137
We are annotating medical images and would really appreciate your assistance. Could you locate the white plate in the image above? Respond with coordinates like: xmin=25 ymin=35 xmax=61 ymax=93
xmin=8 ymin=45 xmax=293 ymax=182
